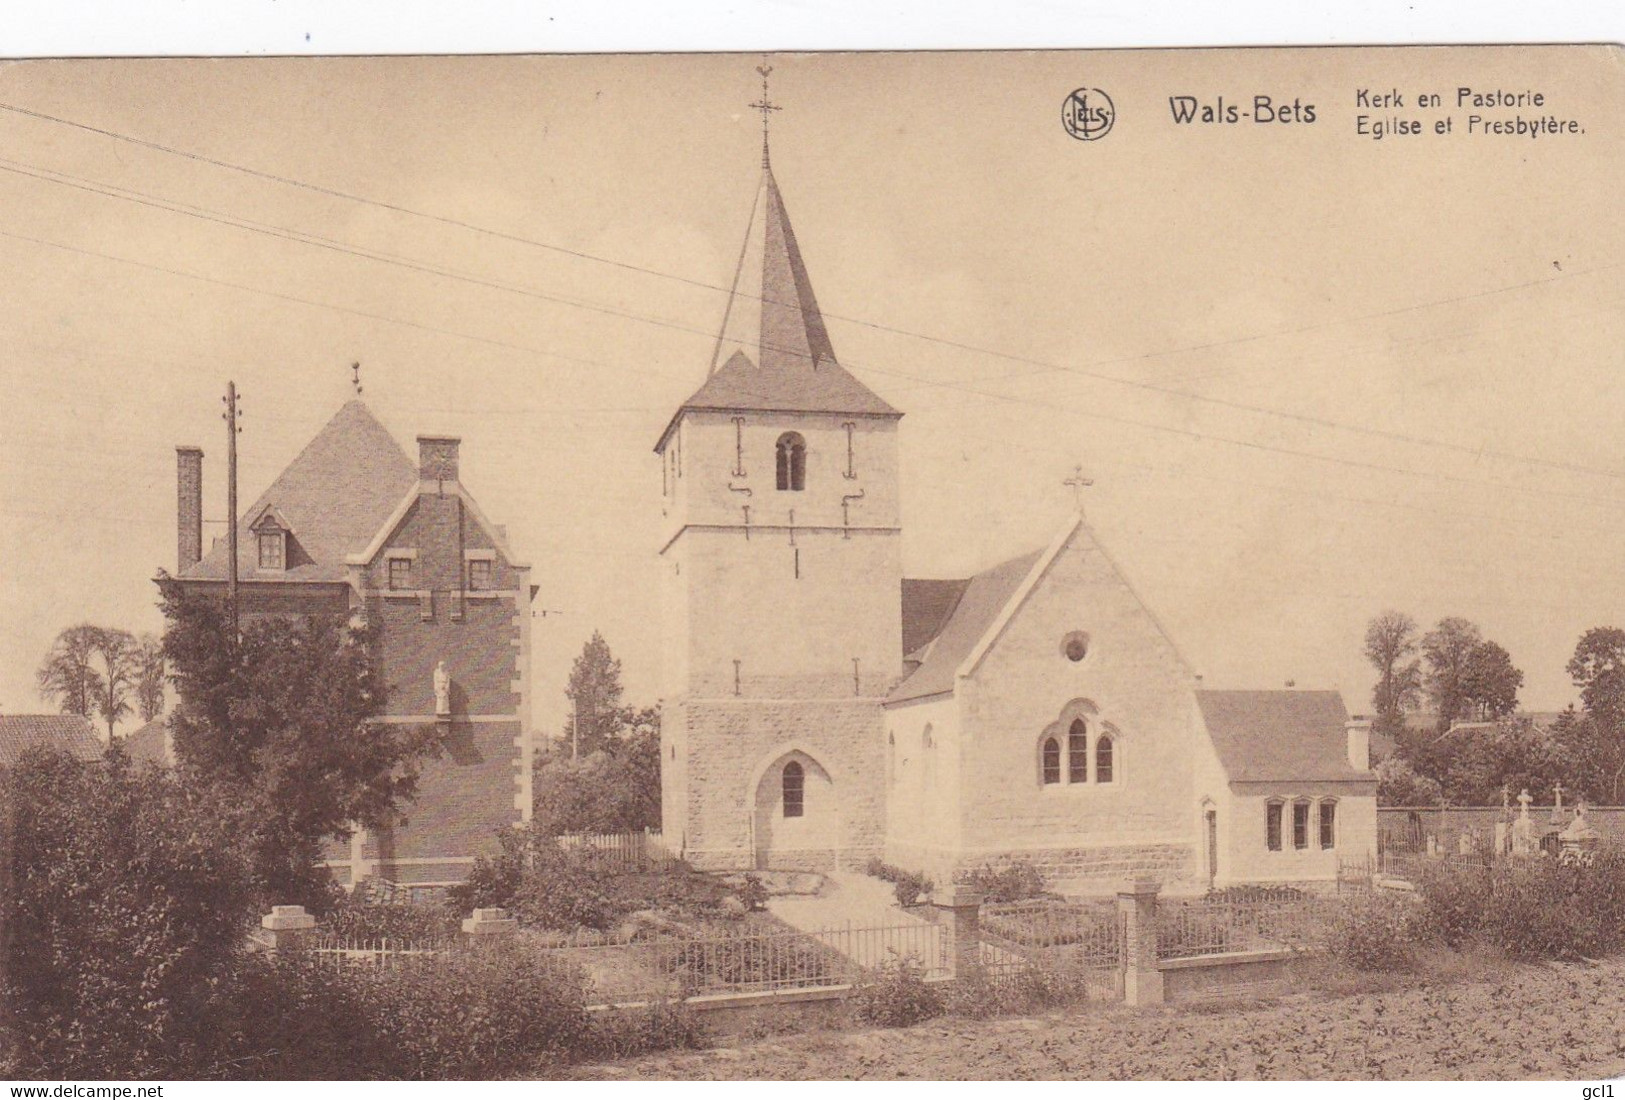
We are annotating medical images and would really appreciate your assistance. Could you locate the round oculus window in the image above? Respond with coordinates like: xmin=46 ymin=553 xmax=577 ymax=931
xmin=1062 ymin=631 xmax=1090 ymax=662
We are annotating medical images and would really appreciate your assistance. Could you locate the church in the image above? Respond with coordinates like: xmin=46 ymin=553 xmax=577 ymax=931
xmin=655 ymin=135 xmax=1377 ymax=893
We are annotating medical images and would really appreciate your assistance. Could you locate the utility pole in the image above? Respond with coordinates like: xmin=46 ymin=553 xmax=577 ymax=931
xmin=223 ymin=381 xmax=242 ymax=638
xmin=571 ymin=699 xmax=579 ymax=761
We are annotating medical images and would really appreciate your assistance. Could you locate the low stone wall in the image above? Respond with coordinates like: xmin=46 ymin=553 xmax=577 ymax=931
xmin=1158 ymin=949 xmax=1295 ymax=1005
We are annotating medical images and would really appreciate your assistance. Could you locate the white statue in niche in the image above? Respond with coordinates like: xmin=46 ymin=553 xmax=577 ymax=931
xmin=434 ymin=660 xmax=451 ymax=717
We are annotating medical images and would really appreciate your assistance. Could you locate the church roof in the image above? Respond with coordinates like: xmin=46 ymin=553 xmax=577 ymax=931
xmin=0 ymin=714 xmax=103 ymax=767
xmin=178 ymin=400 xmax=418 ymax=584
xmin=1196 ymin=690 xmax=1371 ymax=785
xmin=655 ymin=161 xmax=898 ymax=452
xmin=889 ymin=548 xmax=1046 ymax=704
xmin=901 ymin=578 xmax=973 ymax=659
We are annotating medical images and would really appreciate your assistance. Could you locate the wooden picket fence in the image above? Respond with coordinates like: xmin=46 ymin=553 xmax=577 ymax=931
xmin=553 ymin=828 xmax=680 ymax=873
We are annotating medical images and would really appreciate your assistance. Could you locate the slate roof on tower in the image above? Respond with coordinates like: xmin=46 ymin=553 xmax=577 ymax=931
xmin=655 ymin=160 xmax=898 ymax=452
xmin=178 ymin=400 xmax=418 ymax=584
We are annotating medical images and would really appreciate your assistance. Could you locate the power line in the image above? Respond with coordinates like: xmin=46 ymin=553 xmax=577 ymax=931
xmin=1 ymin=102 xmax=1620 ymax=481
xmin=4 ymin=218 xmax=1622 ymax=518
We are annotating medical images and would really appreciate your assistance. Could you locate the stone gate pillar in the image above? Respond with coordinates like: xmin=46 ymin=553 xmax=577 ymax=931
xmin=1118 ymin=879 xmax=1164 ymax=1006
xmin=933 ymin=885 xmax=984 ymax=980
xmin=260 ymin=904 xmax=317 ymax=952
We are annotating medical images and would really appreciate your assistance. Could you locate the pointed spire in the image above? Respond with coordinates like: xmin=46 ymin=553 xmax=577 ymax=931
xmin=653 ymin=74 xmax=900 ymax=453
xmin=709 ymin=154 xmax=838 ymax=376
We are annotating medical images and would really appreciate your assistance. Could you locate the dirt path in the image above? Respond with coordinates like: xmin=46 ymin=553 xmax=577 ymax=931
xmin=566 ymin=956 xmax=1625 ymax=1080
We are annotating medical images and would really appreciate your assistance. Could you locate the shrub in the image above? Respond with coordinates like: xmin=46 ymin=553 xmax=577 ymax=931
xmin=738 ymin=872 xmax=770 ymax=912
xmin=0 ymin=746 xmax=256 ymax=1079
xmin=861 ymin=858 xmax=936 ymax=906
xmin=851 ymin=955 xmax=943 ymax=1027
xmin=241 ymin=942 xmax=593 ymax=1079
xmin=957 ymin=861 xmax=1048 ymax=903
xmin=584 ymin=1000 xmax=707 ymax=1060
xmin=1416 ymin=863 xmax=1492 ymax=946
xmin=449 ymin=826 xmax=632 ymax=931
xmin=942 ymin=964 xmax=1070 ymax=1019
xmin=322 ymin=895 xmax=460 ymax=941
xmin=1412 ymin=854 xmax=1625 ymax=960
xmin=1327 ymin=891 xmax=1422 ymax=971
xmin=892 ymin=871 xmax=934 ymax=907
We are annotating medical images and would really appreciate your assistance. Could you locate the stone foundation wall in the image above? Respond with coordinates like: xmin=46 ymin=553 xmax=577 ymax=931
xmin=961 ymin=842 xmax=1198 ymax=893
xmin=671 ymin=696 xmax=887 ymax=871
xmin=1159 ymin=950 xmax=1293 ymax=1004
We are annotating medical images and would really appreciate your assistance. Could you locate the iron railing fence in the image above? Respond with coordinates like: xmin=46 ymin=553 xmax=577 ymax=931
xmin=280 ymin=918 xmax=946 ymax=1003
xmin=1155 ymin=888 xmax=1332 ymax=960
xmin=978 ymin=899 xmax=1123 ymax=998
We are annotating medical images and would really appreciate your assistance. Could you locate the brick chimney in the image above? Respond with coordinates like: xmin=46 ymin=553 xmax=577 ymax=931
xmin=176 ymin=445 xmax=203 ymax=571
xmin=1345 ymin=716 xmax=1372 ymax=772
xmin=417 ymin=435 xmax=460 ymax=482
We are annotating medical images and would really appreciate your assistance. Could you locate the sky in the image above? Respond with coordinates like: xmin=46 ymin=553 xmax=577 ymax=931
xmin=0 ymin=47 xmax=1620 ymax=740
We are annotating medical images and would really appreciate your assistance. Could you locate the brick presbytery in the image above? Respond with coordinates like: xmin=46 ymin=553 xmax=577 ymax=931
xmin=165 ymin=400 xmax=534 ymax=888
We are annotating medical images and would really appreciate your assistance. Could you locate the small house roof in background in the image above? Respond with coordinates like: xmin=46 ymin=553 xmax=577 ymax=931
xmin=0 ymin=714 xmax=103 ymax=767
xmin=122 ymin=715 xmax=173 ymax=768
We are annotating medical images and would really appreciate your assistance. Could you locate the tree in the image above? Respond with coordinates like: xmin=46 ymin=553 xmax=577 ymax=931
xmin=134 ymin=634 xmax=166 ymax=723
xmin=1 ymin=743 xmax=254 ymax=1077
xmin=1422 ymin=617 xmax=1484 ymax=732
xmin=1561 ymin=628 xmax=1625 ymax=804
xmin=1460 ymin=640 xmax=1522 ymax=721
xmin=1375 ymin=754 xmax=1442 ymax=806
xmin=562 ymin=631 xmax=624 ymax=758
xmin=1568 ymin=627 xmax=1625 ymax=726
xmin=159 ymin=579 xmax=441 ymax=904
xmin=35 ymin=624 xmax=142 ymax=737
xmin=1363 ymin=610 xmax=1422 ymax=736
xmin=532 ymin=705 xmax=660 ymax=835
xmin=89 ymin=627 xmax=138 ymax=738
xmin=1436 ymin=716 xmax=1567 ymax=805
xmin=35 ymin=624 xmax=102 ymax=721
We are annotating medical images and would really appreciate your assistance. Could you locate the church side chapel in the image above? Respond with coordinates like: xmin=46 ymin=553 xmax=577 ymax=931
xmin=657 ymin=80 xmax=1376 ymax=894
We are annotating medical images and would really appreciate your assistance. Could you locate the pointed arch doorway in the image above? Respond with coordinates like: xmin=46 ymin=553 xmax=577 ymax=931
xmin=751 ymin=748 xmax=840 ymax=870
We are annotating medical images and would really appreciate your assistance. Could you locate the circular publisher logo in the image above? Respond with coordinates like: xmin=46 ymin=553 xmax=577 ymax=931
xmin=1062 ymin=88 xmax=1115 ymax=141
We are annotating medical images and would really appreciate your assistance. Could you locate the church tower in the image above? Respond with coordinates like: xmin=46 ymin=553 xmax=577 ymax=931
xmin=654 ymin=118 xmax=902 ymax=870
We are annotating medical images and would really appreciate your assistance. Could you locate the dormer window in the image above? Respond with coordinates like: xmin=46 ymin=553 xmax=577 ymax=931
xmin=775 ymin=432 xmax=806 ymax=492
xmin=249 ymin=508 xmax=292 ymax=572
xmin=257 ymin=531 xmax=285 ymax=571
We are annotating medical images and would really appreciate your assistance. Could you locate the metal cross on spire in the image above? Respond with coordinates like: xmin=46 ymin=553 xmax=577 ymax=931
xmin=749 ymin=60 xmax=781 ymax=168
xmin=1063 ymin=465 xmax=1095 ymax=514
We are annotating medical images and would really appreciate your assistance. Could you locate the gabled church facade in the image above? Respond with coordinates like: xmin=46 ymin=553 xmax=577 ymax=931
xmin=657 ymin=143 xmax=1377 ymax=892
xmin=167 ymin=401 xmax=534 ymax=889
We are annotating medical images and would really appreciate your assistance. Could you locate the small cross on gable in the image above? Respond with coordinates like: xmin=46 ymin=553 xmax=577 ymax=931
xmin=1063 ymin=465 xmax=1094 ymax=515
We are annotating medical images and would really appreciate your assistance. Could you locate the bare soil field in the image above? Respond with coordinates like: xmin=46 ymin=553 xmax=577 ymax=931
xmin=562 ymin=954 xmax=1625 ymax=1080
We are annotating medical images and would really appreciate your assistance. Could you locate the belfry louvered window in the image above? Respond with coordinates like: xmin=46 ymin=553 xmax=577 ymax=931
xmin=776 ymin=432 xmax=806 ymax=491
